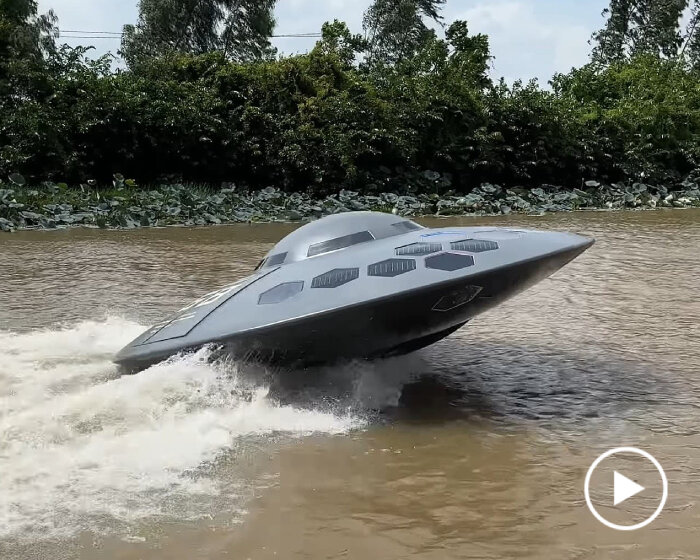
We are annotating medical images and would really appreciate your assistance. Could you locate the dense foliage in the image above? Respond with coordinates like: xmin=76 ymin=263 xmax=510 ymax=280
xmin=1 ymin=0 xmax=700 ymax=198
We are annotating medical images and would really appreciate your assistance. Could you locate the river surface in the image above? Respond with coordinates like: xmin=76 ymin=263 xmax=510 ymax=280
xmin=1 ymin=210 xmax=699 ymax=559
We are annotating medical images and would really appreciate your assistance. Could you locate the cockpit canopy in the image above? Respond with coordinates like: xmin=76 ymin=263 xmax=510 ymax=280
xmin=256 ymin=212 xmax=423 ymax=270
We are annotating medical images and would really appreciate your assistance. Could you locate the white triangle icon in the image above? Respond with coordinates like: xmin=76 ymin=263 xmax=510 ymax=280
xmin=614 ymin=471 xmax=645 ymax=506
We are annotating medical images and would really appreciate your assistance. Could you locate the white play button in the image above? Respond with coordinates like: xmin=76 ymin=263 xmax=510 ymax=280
xmin=613 ymin=471 xmax=645 ymax=505
xmin=585 ymin=447 xmax=668 ymax=531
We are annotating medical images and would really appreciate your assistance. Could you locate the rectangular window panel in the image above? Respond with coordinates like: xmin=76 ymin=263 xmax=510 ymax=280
xmin=265 ymin=252 xmax=288 ymax=267
xmin=307 ymin=231 xmax=374 ymax=257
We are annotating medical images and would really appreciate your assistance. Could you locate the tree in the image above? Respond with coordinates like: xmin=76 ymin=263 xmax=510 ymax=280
xmin=444 ymin=20 xmax=491 ymax=89
xmin=120 ymin=0 xmax=277 ymax=69
xmin=0 ymin=0 xmax=57 ymax=97
xmin=363 ymin=0 xmax=446 ymax=66
xmin=0 ymin=0 xmax=57 ymax=60
xmin=683 ymin=1 xmax=700 ymax=69
xmin=311 ymin=20 xmax=368 ymax=68
xmin=591 ymin=0 xmax=689 ymax=63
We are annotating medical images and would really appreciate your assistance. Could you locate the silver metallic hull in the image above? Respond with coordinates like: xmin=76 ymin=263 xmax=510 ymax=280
xmin=115 ymin=213 xmax=594 ymax=372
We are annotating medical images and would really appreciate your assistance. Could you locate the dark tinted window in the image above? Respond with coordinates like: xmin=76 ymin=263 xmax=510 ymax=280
xmin=258 ymin=281 xmax=304 ymax=305
xmin=395 ymin=242 xmax=442 ymax=256
xmin=425 ymin=252 xmax=475 ymax=271
xmin=368 ymin=259 xmax=416 ymax=277
xmin=311 ymin=268 xmax=360 ymax=288
xmin=265 ymin=252 xmax=288 ymax=267
xmin=307 ymin=231 xmax=374 ymax=257
xmin=392 ymin=221 xmax=423 ymax=232
xmin=450 ymin=240 xmax=499 ymax=253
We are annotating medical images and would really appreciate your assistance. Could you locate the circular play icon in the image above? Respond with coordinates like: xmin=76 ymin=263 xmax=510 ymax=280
xmin=584 ymin=447 xmax=668 ymax=531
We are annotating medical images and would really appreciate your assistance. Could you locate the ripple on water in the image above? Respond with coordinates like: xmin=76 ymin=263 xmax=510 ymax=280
xmin=1 ymin=211 xmax=699 ymax=559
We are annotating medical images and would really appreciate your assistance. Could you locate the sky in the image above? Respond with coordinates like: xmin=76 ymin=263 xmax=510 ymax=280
xmin=37 ymin=0 xmax=611 ymax=85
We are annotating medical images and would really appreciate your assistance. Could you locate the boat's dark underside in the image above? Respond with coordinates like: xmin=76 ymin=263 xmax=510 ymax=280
xmin=118 ymin=244 xmax=587 ymax=373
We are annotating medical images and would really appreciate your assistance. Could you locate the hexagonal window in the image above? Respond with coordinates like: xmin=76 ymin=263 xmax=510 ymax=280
xmin=425 ymin=252 xmax=475 ymax=271
xmin=311 ymin=268 xmax=360 ymax=288
xmin=395 ymin=242 xmax=442 ymax=256
xmin=258 ymin=281 xmax=304 ymax=304
xmin=450 ymin=239 xmax=499 ymax=253
xmin=368 ymin=258 xmax=416 ymax=277
xmin=433 ymin=285 xmax=483 ymax=312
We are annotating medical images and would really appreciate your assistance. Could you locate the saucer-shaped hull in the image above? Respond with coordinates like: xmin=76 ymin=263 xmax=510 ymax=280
xmin=115 ymin=213 xmax=593 ymax=372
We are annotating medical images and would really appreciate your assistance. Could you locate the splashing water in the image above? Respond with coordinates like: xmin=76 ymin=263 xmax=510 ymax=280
xmin=0 ymin=318 xmax=365 ymax=540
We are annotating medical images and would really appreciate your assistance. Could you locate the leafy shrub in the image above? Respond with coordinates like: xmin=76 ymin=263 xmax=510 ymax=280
xmin=552 ymin=55 xmax=700 ymax=184
xmin=1 ymin=39 xmax=699 ymax=193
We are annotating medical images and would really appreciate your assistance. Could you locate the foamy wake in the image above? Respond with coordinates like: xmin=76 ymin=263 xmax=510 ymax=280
xmin=0 ymin=318 xmax=366 ymax=540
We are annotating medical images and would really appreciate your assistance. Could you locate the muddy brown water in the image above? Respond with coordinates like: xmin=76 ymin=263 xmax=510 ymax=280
xmin=1 ymin=210 xmax=699 ymax=559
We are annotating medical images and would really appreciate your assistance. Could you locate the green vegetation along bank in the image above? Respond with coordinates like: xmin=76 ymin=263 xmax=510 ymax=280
xmin=4 ymin=46 xmax=700 ymax=195
xmin=2 ymin=179 xmax=698 ymax=232
xmin=3 ymin=1 xmax=700 ymax=232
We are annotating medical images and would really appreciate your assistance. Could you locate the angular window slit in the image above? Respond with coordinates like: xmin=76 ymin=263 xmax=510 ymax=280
xmin=311 ymin=268 xmax=360 ymax=288
xmin=265 ymin=252 xmax=288 ymax=267
xmin=396 ymin=242 xmax=442 ymax=256
xmin=307 ymin=231 xmax=374 ymax=257
xmin=450 ymin=239 xmax=499 ymax=253
xmin=368 ymin=259 xmax=416 ymax=277
xmin=258 ymin=281 xmax=304 ymax=304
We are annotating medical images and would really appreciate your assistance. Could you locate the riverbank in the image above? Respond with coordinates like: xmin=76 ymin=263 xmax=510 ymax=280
xmin=1 ymin=181 xmax=699 ymax=232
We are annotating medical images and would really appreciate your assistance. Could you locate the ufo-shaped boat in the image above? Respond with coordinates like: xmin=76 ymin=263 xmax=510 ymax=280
xmin=114 ymin=211 xmax=593 ymax=372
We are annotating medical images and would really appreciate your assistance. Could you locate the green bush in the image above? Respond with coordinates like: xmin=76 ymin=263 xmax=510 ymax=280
xmin=552 ymin=56 xmax=700 ymax=184
xmin=1 ymin=42 xmax=699 ymax=193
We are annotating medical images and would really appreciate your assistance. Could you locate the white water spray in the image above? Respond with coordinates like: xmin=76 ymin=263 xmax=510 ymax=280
xmin=0 ymin=318 xmax=363 ymax=540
